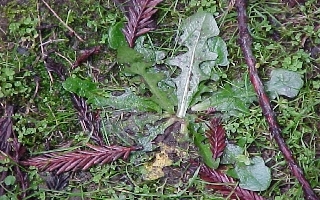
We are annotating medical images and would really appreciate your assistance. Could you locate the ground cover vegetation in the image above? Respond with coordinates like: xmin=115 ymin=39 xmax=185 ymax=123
xmin=0 ymin=0 xmax=319 ymax=199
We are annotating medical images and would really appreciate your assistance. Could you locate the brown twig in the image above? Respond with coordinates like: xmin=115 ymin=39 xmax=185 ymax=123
xmin=37 ymin=1 xmax=46 ymax=59
xmin=235 ymin=1 xmax=318 ymax=199
xmin=41 ymin=0 xmax=84 ymax=42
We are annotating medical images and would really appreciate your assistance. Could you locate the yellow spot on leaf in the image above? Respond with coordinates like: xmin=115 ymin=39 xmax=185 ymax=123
xmin=142 ymin=143 xmax=174 ymax=181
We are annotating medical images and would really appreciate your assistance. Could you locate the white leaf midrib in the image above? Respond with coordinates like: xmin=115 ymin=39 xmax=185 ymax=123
xmin=177 ymin=15 xmax=206 ymax=118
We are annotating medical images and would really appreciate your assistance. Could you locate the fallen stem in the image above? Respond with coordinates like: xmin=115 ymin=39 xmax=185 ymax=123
xmin=235 ymin=1 xmax=318 ymax=199
xmin=37 ymin=1 xmax=45 ymax=59
xmin=41 ymin=0 xmax=84 ymax=42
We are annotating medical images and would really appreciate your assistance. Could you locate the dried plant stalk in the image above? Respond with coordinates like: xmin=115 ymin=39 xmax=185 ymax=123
xmin=200 ymin=165 xmax=265 ymax=200
xmin=21 ymin=144 xmax=140 ymax=174
xmin=0 ymin=106 xmax=13 ymax=196
xmin=0 ymin=105 xmax=29 ymax=198
xmin=46 ymin=172 xmax=70 ymax=191
xmin=122 ymin=0 xmax=163 ymax=47
xmin=70 ymin=94 xmax=104 ymax=145
xmin=0 ymin=106 xmax=13 ymax=154
xmin=236 ymin=1 xmax=318 ymax=199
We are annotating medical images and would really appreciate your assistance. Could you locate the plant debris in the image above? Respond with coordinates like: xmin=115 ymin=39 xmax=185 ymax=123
xmin=0 ymin=105 xmax=29 ymax=198
xmin=121 ymin=0 xmax=163 ymax=47
xmin=236 ymin=0 xmax=318 ymax=199
xmin=21 ymin=144 xmax=141 ymax=174
xmin=199 ymin=165 xmax=265 ymax=200
xmin=206 ymin=118 xmax=226 ymax=160
xmin=73 ymin=46 xmax=101 ymax=68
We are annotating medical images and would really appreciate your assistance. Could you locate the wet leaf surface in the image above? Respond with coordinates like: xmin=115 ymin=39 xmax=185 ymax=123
xmin=236 ymin=156 xmax=271 ymax=191
xmin=192 ymin=75 xmax=257 ymax=117
xmin=167 ymin=12 xmax=225 ymax=118
xmin=266 ymin=69 xmax=303 ymax=99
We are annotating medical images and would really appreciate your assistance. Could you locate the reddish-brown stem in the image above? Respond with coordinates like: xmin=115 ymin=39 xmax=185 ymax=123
xmin=235 ymin=1 xmax=318 ymax=199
